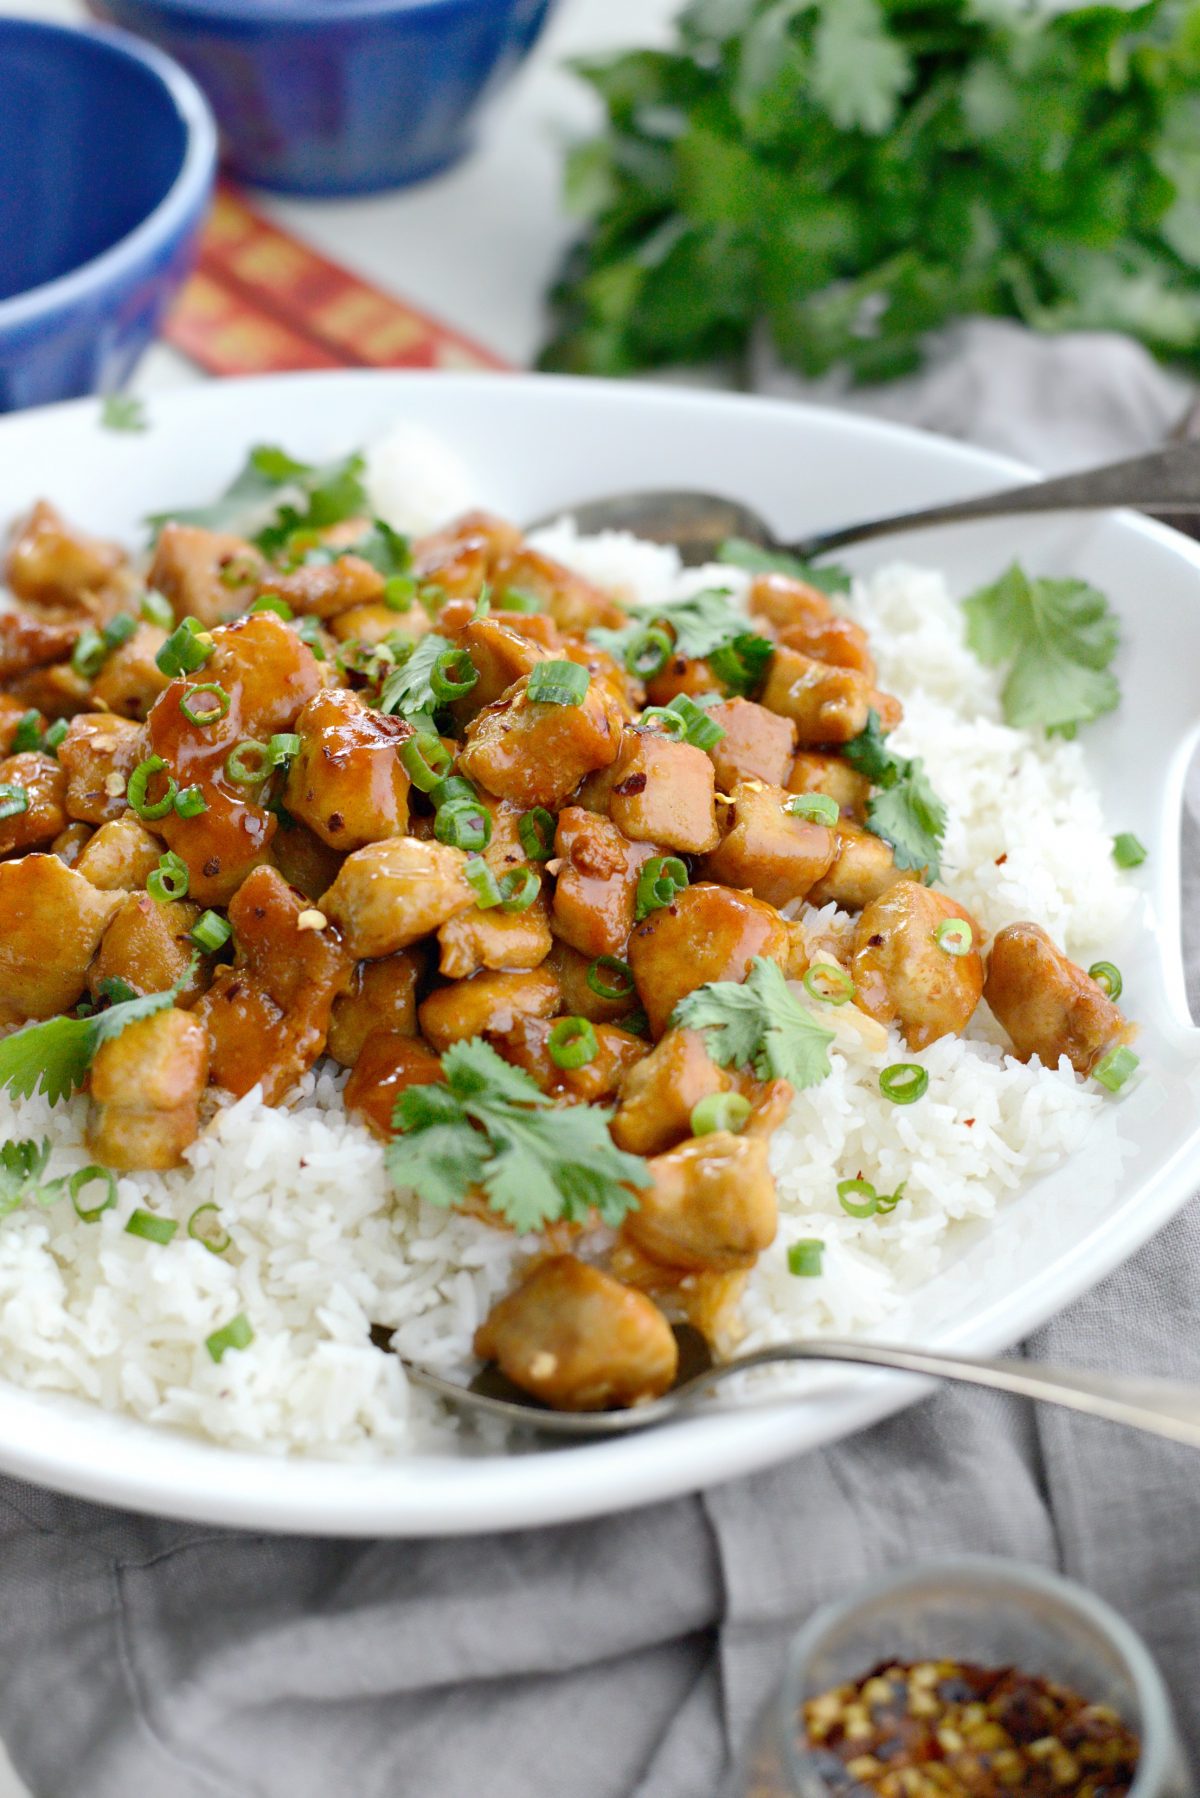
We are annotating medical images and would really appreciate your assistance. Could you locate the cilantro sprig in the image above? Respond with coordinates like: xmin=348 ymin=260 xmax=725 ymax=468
xmin=592 ymin=587 xmax=773 ymax=695
xmin=100 ymin=395 xmax=148 ymax=434
xmin=378 ymin=633 xmax=455 ymax=723
xmin=385 ymin=1038 xmax=650 ymax=1235
xmin=0 ymin=1140 xmax=64 ymax=1219
xmin=147 ymin=444 xmax=369 ymax=552
xmin=672 ymin=956 xmax=834 ymax=1091
xmin=0 ymin=958 xmax=198 ymax=1108
xmin=843 ymin=710 xmax=947 ymax=882
xmin=962 ymin=563 xmax=1120 ymax=739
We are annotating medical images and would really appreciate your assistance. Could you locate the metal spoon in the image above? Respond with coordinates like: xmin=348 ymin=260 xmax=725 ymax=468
xmin=527 ymin=439 xmax=1200 ymax=567
xmin=399 ymin=1332 xmax=1200 ymax=1446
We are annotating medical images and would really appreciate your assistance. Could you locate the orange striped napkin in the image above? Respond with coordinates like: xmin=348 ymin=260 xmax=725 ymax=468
xmin=165 ymin=183 xmax=511 ymax=377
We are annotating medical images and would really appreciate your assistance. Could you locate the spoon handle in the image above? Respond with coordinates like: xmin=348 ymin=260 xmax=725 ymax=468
xmin=790 ymin=439 xmax=1200 ymax=559
xmin=700 ymin=1340 xmax=1200 ymax=1449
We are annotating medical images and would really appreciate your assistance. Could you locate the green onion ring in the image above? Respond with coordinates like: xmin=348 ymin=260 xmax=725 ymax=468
xmin=879 ymin=1063 xmax=929 ymax=1105
xmin=206 ymin=1313 xmax=254 ymax=1363
xmin=399 ymin=732 xmax=452 ymax=792
xmin=787 ymin=1238 xmax=824 ymax=1277
xmin=187 ymin=1203 xmax=232 ymax=1256
xmin=690 ymin=1092 xmax=752 ymax=1136
xmin=587 ymin=955 xmax=634 ymax=1002
xmin=548 ymin=1017 xmax=599 ymax=1070
xmin=802 ymin=964 xmax=856 ymax=1007
xmin=430 ymin=646 xmax=479 ymax=703
xmin=836 ymin=1178 xmax=878 ymax=1219
xmin=518 ymin=807 xmax=555 ymax=862
xmin=70 ymin=1166 xmax=117 ymax=1224
xmin=1088 ymin=960 xmax=1123 ymax=1000
xmin=1094 ymin=1044 xmax=1139 ymax=1093
xmin=147 ymin=851 xmax=190 ymax=904
xmin=625 ymin=627 xmax=672 ymax=679
xmin=127 ymin=755 xmax=178 ymax=821
xmin=499 ymin=867 xmax=541 ymax=913
xmin=180 ymin=682 xmax=231 ymax=727
xmin=465 ymin=857 xmax=502 ymax=909
xmin=434 ymin=797 xmax=492 ymax=852
xmin=124 ymin=1208 xmax=178 ymax=1245
xmin=935 ymin=917 xmax=973 ymax=957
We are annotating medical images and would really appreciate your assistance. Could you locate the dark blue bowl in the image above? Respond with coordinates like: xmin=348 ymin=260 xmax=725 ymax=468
xmin=86 ymin=0 xmax=558 ymax=197
xmin=0 ymin=18 xmax=216 ymax=413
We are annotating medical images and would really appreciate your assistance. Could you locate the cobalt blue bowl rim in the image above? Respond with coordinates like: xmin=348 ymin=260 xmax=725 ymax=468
xmin=0 ymin=17 xmax=217 ymax=336
xmin=93 ymin=0 xmax=525 ymax=24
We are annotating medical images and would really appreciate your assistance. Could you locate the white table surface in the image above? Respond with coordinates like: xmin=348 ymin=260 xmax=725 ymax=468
xmin=0 ymin=5 xmax=679 ymax=1792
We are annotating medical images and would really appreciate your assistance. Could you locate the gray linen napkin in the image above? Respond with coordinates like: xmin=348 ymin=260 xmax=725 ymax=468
xmin=2 ymin=324 xmax=1199 ymax=1798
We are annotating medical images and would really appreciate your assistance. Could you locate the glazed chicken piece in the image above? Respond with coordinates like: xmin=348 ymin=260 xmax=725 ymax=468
xmin=418 ymin=965 xmax=562 ymax=1054
xmin=0 ymin=751 xmax=66 ymax=856
xmin=88 ymin=893 xmax=206 ymax=1007
xmin=331 ymin=601 xmax=434 ymax=649
xmin=642 ymin=652 xmax=725 ymax=708
xmin=622 ymin=1131 xmax=778 ymax=1272
xmin=851 ymin=881 xmax=984 ymax=1049
xmin=493 ymin=1016 xmax=647 ymax=1104
xmin=73 ymin=815 xmax=164 ymax=891
xmin=327 ymin=949 xmax=425 ymax=1067
xmin=197 ymin=865 xmax=352 ymax=1103
xmin=459 ymin=671 xmax=624 ymax=810
xmin=0 ymin=855 xmax=123 ymax=1024
xmin=320 ymin=837 xmax=474 ymax=959
xmin=268 ymin=815 xmax=344 ymax=901
xmin=87 ymin=1008 xmax=210 ymax=1172
xmin=448 ymin=615 xmax=551 ymax=718
xmin=410 ymin=521 xmax=492 ymax=602
xmin=147 ymin=524 xmax=263 ymax=627
xmin=89 ymin=622 xmax=170 ymax=720
xmin=5 ymin=501 xmax=128 ymax=613
xmin=703 ymin=780 xmax=837 ymax=909
xmin=284 ymin=687 xmax=412 ymax=850
xmin=706 ymin=698 xmax=797 ymax=791
xmin=551 ymin=806 xmax=660 ymax=960
xmin=253 ymin=554 xmax=384 ymax=620
xmin=344 ymin=1031 xmax=446 ymax=1139
xmin=628 ymin=882 xmax=790 ymax=1037
xmin=58 ymin=714 xmax=145 ymax=825
xmin=0 ymin=612 xmax=79 ymax=684
xmin=6 ymin=661 xmax=90 ymax=721
xmin=0 ymin=695 xmax=36 ymax=754
xmin=545 ymin=939 xmax=641 ymax=1027
xmin=416 ymin=509 xmax=523 ymax=576
xmin=776 ymin=615 xmax=875 ymax=679
xmin=747 ymin=571 xmax=838 ymax=634
xmin=786 ymin=751 xmax=871 ymax=821
xmin=807 ymin=821 xmax=906 ymax=910
xmin=474 ymin=1256 xmax=678 ymax=1412
xmin=610 ymin=1027 xmax=732 ymax=1157
xmin=51 ymin=822 xmax=93 ymax=867
xmin=984 ymin=922 xmax=1136 ymax=1077
xmin=436 ymin=893 xmax=553 ymax=980
xmin=759 ymin=646 xmax=874 ymax=745
xmin=577 ymin=728 xmax=719 ymax=855
xmin=488 ymin=546 xmax=626 ymax=635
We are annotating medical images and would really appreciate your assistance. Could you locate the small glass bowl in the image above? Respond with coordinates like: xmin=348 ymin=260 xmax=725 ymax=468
xmin=732 ymin=1556 xmax=1191 ymax=1798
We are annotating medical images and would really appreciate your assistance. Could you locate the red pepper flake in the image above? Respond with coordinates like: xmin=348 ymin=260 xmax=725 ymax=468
xmin=964 ymin=1117 xmax=975 ymax=1127
xmin=995 ymin=853 xmax=1008 ymax=865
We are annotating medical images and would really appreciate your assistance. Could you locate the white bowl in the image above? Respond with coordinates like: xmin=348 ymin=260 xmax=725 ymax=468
xmin=2 ymin=370 xmax=1198 ymax=1536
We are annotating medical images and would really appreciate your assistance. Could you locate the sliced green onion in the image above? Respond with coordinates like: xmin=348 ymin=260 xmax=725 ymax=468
xmin=786 ymin=792 xmax=839 ymax=827
xmin=935 ymin=918 xmax=974 ymax=957
xmin=430 ymin=646 xmax=479 ymax=703
xmin=125 ymin=1208 xmax=178 ymax=1245
xmin=622 ymin=1008 xmax=650 ymax=1038
xmin=103 ymin=613 xmax=137 ymax=652
xmin=518 ymin=807 xmax=556 ymax=862
xmin=190 ymin=909 xmax=232 ymax=953
xmin=11 ymin=711 xmax=42 ymax=753
xmin=157 ymin=617 xmax=213 ymax=678
xmin=548 ymin=1017 xmax=598 ymax=1070
xmin=140 ymin=589 xmax=175 ymax=629
xmin=587 ymin=955 xmax=634 ymax=1001
xmin=399 ymin=732 xmax=452 ymax=792
xmin=383 ymin=575 xmax=417 ymax=612
xmin=71 ymin=628 xmax=106 ymax=680
xmin=874 ymin=1181 xmax=907 ymax=1216
xmin=690 ymin=1091 xmax=752 ymax=1136
xmin=43 ymin=718 xmax=68 ymax=754
xmin=225 ymin=739 xmax=270 ymax=785
xmin=635 ymin=854 xmax=689 ymax=921
xmin=70 ymin=1166 xmax=117 ymax=1223
xmin=187 ymin=1202 xmax=232 ymax=1256
xmin=471 ymin=584 xmax=492 ymax=621
xmin=250 ymin=593 xmax=294 ymax=621
xmin=147 ymin=850 xmax=190 ymax=903
xmin=625 ymin=627 xmax=672 ymax=679
xmin=292 ymin=614 xmax=326 ymax=658
xmin=1088 ymin=961 xmax=1123 ymax=1000
xmin=527 ymin=661 xmax=589 ymax=706
xmin=127 ymin=755 xmax=177 ymax=821
xmin=430 ymin=775 xmax=477 ymax=810
xmin=499 ymin=867 xmax=540 ymax=913
xmin=640 ymin=706 xmax=687 ymax=740
xmin=465 ymin=857 xmax=502 ymax=909
xmin=667 ymin=693 xmax=726 ymax=751
xmin=803 ymin=964 xmax=856 ymax=1006
xmin=206 ymin=1313 xmax=254 ymax=1363
xmin=1112 ymin=833 xmax=1147 ymax=869
xmin=1094 ymin=1044 xmax=1140 ymax=1093
xmin=880 ymin=1063 xmax=929 ymax=1105
xmin=788 ymin=1238 xmax=825 ymax=1277
xmin=0 ymin=782 xmax=29 ymax=823
xmin=498 ymin=586 xmax=542 ymax=614
xmin=268 ymin=732 xmax=301 ymax=767
xmin=435 ymin=796 xmax=492 ymax=852
xmin=180 ymin=682 xmax=230 ymax=727
xmin=174 ymin=784 xmax=208 ymax=818
xmin=836 ymin=1178 xmax=879 ymax=1219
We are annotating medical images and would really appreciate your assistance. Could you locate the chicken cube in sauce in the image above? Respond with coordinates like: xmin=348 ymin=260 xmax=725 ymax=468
xmin=551 ymin=806 xmax=659 ymax=960
xmin=285 ymin=687 xmax=412 ymax=850
xmin=0 ymin=855 xmax=123 ymax=1024
xmin=703 ymin=780 xmax=837 ymax=910
xmin=58 ymin=714 xmax=145 ymax=825
xmin=623 ymin=1132 xmax=779 ymax=1273
xmin=418 ymin=965 xmax=562 ymax=1055
xmin=147 ymin=524 xmax=263 ymax=628
xmin=321 ymin=838 xmax=474 ymax=959
xmin=578 ymin=728 xmax=719 ymax=855
xmin=610 ymin=1028 xmax=732 ymax=1157
xmin=628 ymin=883 xmax=790 ymax=1037
xmin=459 ymin=673 xmax=623 ymax=810
xmin=851 ymin=882 xmax=983 ymax=1050
xmin=985 ymin=922 xmax=1136 ymax=1077
xmin=706 ymin=698 xmax=797 ymax=791
xmin=327 ymin=950 xmax=425 ymax=1067
xmin=0 ymin=751 xmax=66 ymax=855
xmin=87 ymin=1008 xmax=210 ymax=1172
xmin=89 ymin=892 xmax=207 ymax=1007
xmin=6 ymin=501 xmax=128 ymax=613
xmin=345 ymin=1031 xmax=446 ymax=1139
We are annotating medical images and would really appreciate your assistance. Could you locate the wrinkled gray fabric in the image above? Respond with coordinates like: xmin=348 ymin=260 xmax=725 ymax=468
xmin=2 ymin=327 xmax=1200 ymax=1798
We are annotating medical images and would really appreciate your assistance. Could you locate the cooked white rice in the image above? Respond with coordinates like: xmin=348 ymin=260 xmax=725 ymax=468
xmin=0 ymin=489 xmax=1136 ymax=1458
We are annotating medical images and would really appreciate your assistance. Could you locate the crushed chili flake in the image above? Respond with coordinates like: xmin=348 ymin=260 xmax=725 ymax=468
xmin=995 ymin=853 xmax=1008 ymax=865
xmin=964 ymin=1118 xmax=975 ymax=1127
xmin=801 ymin=1659 xmax=1139 ymax=1796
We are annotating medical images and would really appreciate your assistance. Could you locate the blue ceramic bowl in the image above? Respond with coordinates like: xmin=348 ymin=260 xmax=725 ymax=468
xmin=0 ymin=18 xmax=216 ymax=413
xmin=86 ymin=0 xmax=558 ymax=197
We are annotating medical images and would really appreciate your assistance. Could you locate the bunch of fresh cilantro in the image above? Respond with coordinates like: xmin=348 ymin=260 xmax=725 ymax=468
xmin=542 ymin=0 xmax=1200 ymax=382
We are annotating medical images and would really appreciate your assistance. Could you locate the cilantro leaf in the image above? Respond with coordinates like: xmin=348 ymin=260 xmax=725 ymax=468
xmin=378 ymin=633 xmax=455 ymax=721
xmin=962 ymin=563 xmax=1120 ymax=737
xmin=591 ymin=587 xmax=775 ymax=695
xmin=0 ymin=1139 xmax=64 ymax=1220
xmin=0 ymin=958 xmax=198 ymax=1108
xmin=718 ymin=538 xmax=851 ymax=595
xmin=147 ymin=445 xmax=368 ymax=550
xmin=386 ymin=1038 xmax=650 ymax=1235
xmin=843 ymin=710 xmax=947 ymax=881
xmin=672 ymin=956 xmax=834 ymax=1091
xmin=100 ymin=395 xmax=148 ymax=434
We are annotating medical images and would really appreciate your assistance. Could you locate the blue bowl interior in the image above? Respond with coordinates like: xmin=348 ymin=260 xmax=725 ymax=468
xmin=0 ymin=26 xmax=188 ymax=303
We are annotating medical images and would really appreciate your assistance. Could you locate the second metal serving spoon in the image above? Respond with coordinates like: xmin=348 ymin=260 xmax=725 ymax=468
xmin=527 ymin=438 xmax=1200 ymax=566
xmin=400 ymin=1332 xmax=1200 ymax=1447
